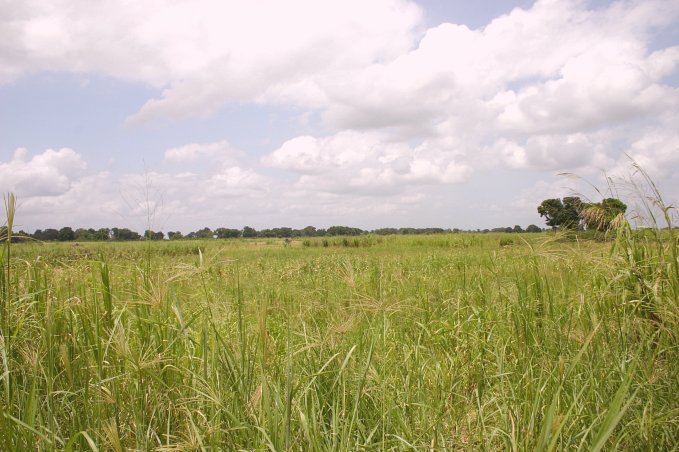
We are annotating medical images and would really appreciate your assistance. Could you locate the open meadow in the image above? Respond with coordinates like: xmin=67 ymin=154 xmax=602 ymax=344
xmin=1 ymin=230 xmax=678 ymax=450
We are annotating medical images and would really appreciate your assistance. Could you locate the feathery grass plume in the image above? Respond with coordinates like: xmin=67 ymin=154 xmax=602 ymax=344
xmin=580 ymin=202 xmax=627 ymax=233
xmin=609 ymin=160 xmax=679 ymax=330
xmin=1 ymin=193 xmax=16 ymax=341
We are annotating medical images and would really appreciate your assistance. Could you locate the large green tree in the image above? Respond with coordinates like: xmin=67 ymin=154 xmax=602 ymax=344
xmin=537 ymin=197 xmax=583 ymax=229
xmin=242 ymin=226 xmax=257 ymax=238
xmin=144 ymin=229 xmax=164 ymax=240
xmin=215 ymin=227 xmax=241 ymax=239
xmin=167 ymin=231 xmax=183 ymax=240
xmin=57 ymin=226 xmax=75 ymax=241
xmin=190 ymin=227 xmax=214 ymax=239
xmin=111 ymin=227 xmax=141 ymax=241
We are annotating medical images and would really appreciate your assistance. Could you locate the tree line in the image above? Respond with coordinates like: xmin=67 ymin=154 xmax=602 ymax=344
xmin=5 ymin=223 xmax=546 ymax=242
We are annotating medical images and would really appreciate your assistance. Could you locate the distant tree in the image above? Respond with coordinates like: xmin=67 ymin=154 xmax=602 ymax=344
xmin=373 ymin=228 xmax=398 ymax=235
xmin=513 ymin=225 xmax=523 ymax=233
xmin=302 ymin=226 xmax=317 ymax=237
xmin=327 ymin=226 xmax=363 ymax=236
xmin=537 ymin=197 xmax=583 ymax=229
xmin=74 ymin=228 xmax=96 ymax=241
xmin=242 ymin=226 xmax=257 ymax=238
xmin=258 ymin=229 xmax=275 ymax=238
xmin=58 ymin=227 xmax=75 ymax=241
xmin=96 ymin=228 xmax=111 ymax=241
xmin=538 ymin=198 xmax=565 ymax=229
xmin=145 ymin=230 xmax=164 ymax=240
xmin=34 ymin=228 xmax=59 ymax=241
xmin=215 ymin=227 xmax=241 ymax=239
xmin=562 ymin=197 xmax=583 ymax=228
xmin=526 ymin=224 xmax=542 ymax=233
xmin=274 ymin=227 xmax=293 ymax=238
xmin=112 ymin=227 xmax=141 ymax=241
xmin=193 ymin=227 xmax=214 ymax=239
xmin=168 ymin=231 xmax=183 ymax=240
xmin=403 ymin=227 xmax=444 ymax=235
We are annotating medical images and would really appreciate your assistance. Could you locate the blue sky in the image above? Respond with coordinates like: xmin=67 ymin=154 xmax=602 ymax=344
xmin=1 ymin=0 xmax=678 ymax=233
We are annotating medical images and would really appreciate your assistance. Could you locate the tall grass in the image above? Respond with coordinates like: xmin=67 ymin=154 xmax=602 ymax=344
xmin=0 ymin=189 xmax=677 ymax=450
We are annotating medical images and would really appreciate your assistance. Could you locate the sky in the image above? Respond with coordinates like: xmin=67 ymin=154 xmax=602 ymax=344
xmin=1 ymin=0 xmax=679 ymax=233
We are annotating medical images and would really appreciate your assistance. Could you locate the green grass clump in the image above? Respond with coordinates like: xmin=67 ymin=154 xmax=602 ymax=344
xmin=1 ymin=202 xmax=678 ymax=450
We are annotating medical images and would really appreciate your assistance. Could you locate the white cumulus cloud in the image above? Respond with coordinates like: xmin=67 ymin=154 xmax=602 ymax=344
xmin=263 ymin=131 xmax=470 ymax=195
xmin=164 ymin=140 xmax=242 ymax=164
xmin=0 ymin=148 xmax=87 ymax=197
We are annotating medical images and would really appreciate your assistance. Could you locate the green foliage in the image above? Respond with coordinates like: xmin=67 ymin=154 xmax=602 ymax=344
xmin=190 ymin=227 xmax=214 ymax=239
xmin=111 ymin=227 xmax=141 ymax=241
xmin=74 ymin=228 xmax=111 ymax=241
xmin=324 ymin=226 xmax=363 ymax=236
xmin=301 ymin=226 xmax=317 ymax=237
xmin=143 ymin=229 xmax=164 ymax=240
xmin=57 ymin=226 xmax=75 ymax=241
xmin=167 ymin=231 xmax=183 ymax=240
xmin=242 ymin=226 xmax=257 ymax=238
xmin=33 ymin=228 xmax=59 ymax=241
xmin=581 ymin=198 xmax=628 ymax=231
xmin=214 ymin=227 xmax=241 ymax=239
xmin=538 ymin=197 xmax=583 ymax=229
xmin=538 ymin=196 xmax=627 ymax=232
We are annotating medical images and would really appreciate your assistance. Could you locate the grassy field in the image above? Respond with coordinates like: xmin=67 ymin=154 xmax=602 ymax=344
xmin=1 ymin=227 xmax=678 ymax=450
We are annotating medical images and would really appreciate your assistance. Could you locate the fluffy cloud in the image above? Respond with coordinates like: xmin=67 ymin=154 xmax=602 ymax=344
xmin=320 ymin=0 xmax=679 ymax=137
xmin=7 ymin=0 xmax=676 ymax=132
xmin=622 ymin=124 xmax=679 ymax=180
xmin=493 ymin=133 xmax=614 ymax=171
xmin=2 ymin=146 xmax=271 ymax=230
xmin=164 ymin=140 xmax=242 ymax=164
xmin=3 ymin=1 xmax=677 ymax=149
xmin=0 ymin=0 xmax=422 ymax=117
xmin=263 ymin=131 xmax=470 ymax=195
xmin=259 ymin=0 xmax=678 ymax=195
xmin=606 ymin=114 xmax=679 ymax=209
xmin=0 ymin=148 xmax=87 ymax=197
